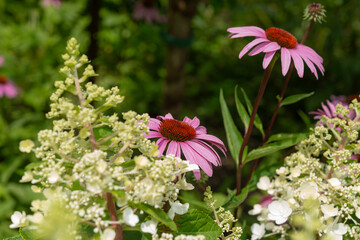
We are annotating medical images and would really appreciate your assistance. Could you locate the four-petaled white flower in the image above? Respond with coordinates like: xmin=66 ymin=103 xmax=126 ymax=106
xmin=327 ymin=223 xmax=347 ymax=240
xmin=257 ymin=176 xmax=271 ymax=191
xmin=251 ymin=223 xmax=265 ymax=240
xmin=321 ymin=204 xmax=338 ymax=220
xmin=9 ymin=211 xmax=28 ymax=228
xmin=101 ymin=229 xmax=116 ymax=240
xmin=168 ymin=202 xmax=189 ymax=220
xmin=123 ymin=207 xmax=139 ymax=227
xmin=299 ymin=182 xmax=319 ymax=199
xmin=140 ymin=218 xmax=158 ymax=235
xmin=20 ymin=171 xmax=33 ymax=183
xmin=268 ymin=200 xmax=292 ymax=224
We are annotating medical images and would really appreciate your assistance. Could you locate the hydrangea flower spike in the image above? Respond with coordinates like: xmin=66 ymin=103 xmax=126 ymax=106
xmin=227 ymin=26 xmax=324 ymax=79
xmin=145 ymin=113 xmax=226 ymax=180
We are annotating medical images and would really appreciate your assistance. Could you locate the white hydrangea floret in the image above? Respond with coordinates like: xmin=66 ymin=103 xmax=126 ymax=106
xmin=101 ymin=229 xmax=116 ymax=240
xmin=9 ymin=211 xmax=28 ymax=228
xmin=20 ymin=171 xmax=34 ymax=183
xmin=328 ymin=178 xmax=342 ymax=189
xmin=257 ymin=176 xmax=271 ymax=191
xmin=19 ymin=140 xmax=35 ymax=153
xmin=168 ymin=202 xmax=189 ymax=220
xmin=321 ymin=204 xmax=338 ymax=220
xmin=327 ymin=223 xmax=348 ymax=240
xmin=123 ymin=207 xmax=139 ymax=227
xmin=140 ymin=218 xmax=158 ymax=235
xmin=267 ymin=200 xmax=292 ymax=224
xmin=251 ymin=223 xmax=265 ymax=240
xmin=299 ymin=182 xmax=319 ymax=199
xmin=249 ymin=204 xmax=262 ymax=215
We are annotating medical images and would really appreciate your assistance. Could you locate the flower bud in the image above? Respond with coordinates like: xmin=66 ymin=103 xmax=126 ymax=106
xmin=303 ymin=3 xmax=326 ymax=23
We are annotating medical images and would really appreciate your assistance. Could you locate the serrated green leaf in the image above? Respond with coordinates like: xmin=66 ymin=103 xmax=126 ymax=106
xmin=240 ymin=88 xmax=264 ymax=137
xmin=222 ymin=187 xmax=248 ymax=210
xmin=219 ymin=89 xmax=243 ymax=165
xmin=93 ymin=126 xmax=113 ymax=141
xmin=175 ymin=209 xmax=222 ymax=240
xmin=129 ymin=202 xmax=177 ymax=232
xmin=281 ymin=92 xmax=314 ymax=106
xmin=234 ymin=86 xmax=249 ymax=132
xmin=244 ymin=134 xmax=307 ymax=164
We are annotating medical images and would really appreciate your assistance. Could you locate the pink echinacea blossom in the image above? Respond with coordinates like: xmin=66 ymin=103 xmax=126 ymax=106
xmin=227 ymin=26 xmax=324 ymax=79
xmin=145 ymin=113 xmax=226 ymax=180
xmin=41 ymin=0 xmax=61 ymax=8
xmin=0 ymin=76 xmax=18 ymax=98
xmin=132 ymin=0 xmax=167 ymax=24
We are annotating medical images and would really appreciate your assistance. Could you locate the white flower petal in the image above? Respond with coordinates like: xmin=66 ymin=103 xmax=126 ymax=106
xmin=123 ymin=208 xmax=139 ymax=227
xmin=257 ymin=176 xmax=271 ymax=191
xmin=141 ymin=219 xmax=158 ymax=235
xmin=101 ymin=229 xmax=116 ymax=240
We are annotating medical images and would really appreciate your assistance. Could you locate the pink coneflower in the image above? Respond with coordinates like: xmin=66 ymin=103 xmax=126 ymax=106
xmin=145 ymin=113 xmax=226 ymax=180
xmin=132 ymin=0 xmax=167 ymax=24
xmin=41 ymin=0 xmax=61 ymax=8
xmin=259 ymin=194 xmax=274 ymax=207
xmin=227 ymin=26 xmax=324 ymax=79
xmin=0 ymin=55 xmax=4 ymax=66
xmin=0 ymin=76 xmax=18 ymax=98
xmin=309 ymin=95 xmax=356 ymax=120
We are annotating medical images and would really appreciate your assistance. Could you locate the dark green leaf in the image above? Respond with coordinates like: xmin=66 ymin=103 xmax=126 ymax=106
xmin=281 ymin=92 xmax=314 ymax=106
xmin=219 ymin=89 xmax=243 ymax=165
xmin=93 ymin=126 xmax=113 ymax=141
xmin=3 ymin=236 xmax=23 ymax=240
xmin=24 ymin=162 xmax=42 ymax=171
xmin=120 ymin=159 xmax=135 ymax=169
xmin=175 ymin=209 xmax=222 ymax=239
xmin=244 ymin=134 xmax=307 ymax=164
xmin=129 ymin=202 xmax=177 ymax=232
xmin=222 ymin=187 xmax=248 ymax=210
xmin=19 ymin=228 xmax=38 ymax=240
xmin=267 ymin=133 xmax=308 ymax=143
xmin=234 ymin=85 xmax=249 ymax=131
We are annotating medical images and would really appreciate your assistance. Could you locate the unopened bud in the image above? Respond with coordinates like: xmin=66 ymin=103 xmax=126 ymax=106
xmin=303 ymin=3 xmax=326 ymax=23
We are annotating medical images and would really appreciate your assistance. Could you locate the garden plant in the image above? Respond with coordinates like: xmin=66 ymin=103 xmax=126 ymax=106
xmin=2 ymin=1 xmax=360 ymax=240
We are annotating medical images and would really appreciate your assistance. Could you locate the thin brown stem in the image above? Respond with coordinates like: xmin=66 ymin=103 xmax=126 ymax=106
xmin=236 ymin=55 xmax=278 ymax=194
xmin=105 ymin=192 xmax=123 ymax=240
xmin=243 ymin=20 xmax=316 ymax=188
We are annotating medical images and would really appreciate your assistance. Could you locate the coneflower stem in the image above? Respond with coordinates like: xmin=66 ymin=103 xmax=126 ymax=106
xmin=244 ymin=20 xmax=316 ymax=187
xmin=236 ymin=55 xmax=278 ymax=195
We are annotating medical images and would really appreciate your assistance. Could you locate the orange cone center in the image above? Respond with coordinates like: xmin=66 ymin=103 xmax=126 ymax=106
xmin=159 ymin=119 xmax=196 ymax=142
xmin=265 ymin=27 xmax=298 ymax=49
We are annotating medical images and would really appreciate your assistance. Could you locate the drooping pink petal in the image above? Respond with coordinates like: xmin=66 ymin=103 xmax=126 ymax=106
xmin=238 ymin=38 xmax=269 ymax=59
xmin=248 ymin=42 xmax=271 ymax=56
xmin=289 ymin=49 xmax=304 ymax=78
xmin=227 ymin=26 xmax=266 ymax=38
xmin=193 ymin=170 xmax=201 ymax=180
xmin=281 ymin=48 xmax=291 ymax=76
xmin=186 ymin=140 xmax=219 ymax=166
xmin=148 ymin=118 xmax=161 ymax=131
xmin=262 ymin=51 xmax=276 ymax=69
xmin=156 ymin=138 xmax=169 ymax=157
xmin=195 ymin=134 xmax=226 ymax=152
xmin=297 ymin=44 xmax=324 ymax=75
xmin=195 ymin=126 xmax=207 ymax=135
xmin=262 ymin=42 xmax=281 ymax=53
xmin=145 ymin=131 xmax=162 ymax=139
xmin=193 ymin=139 xmax=222 ymax=166
xmin=301 ymin=55 xmax=318 ymax=79
xmin=166 ymin=141 xmax=179 ymax=157
xmin=180 ymin=142 xmax=213 ymax=177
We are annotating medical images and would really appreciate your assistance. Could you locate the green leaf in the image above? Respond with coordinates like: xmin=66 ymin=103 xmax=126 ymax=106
xmin=120 ymin=159 xmax=135 ymax=169
xmin=178 ymin=192 xmax=209 ymax=212
xmin=219 ymin=89 xmax=243 ymax=165
xmin=19 ymin=228 xmax=38 ymax=240
xmin=281 ymin=92 xmax=314 ymax=106
xmin=24 ymin=162 xmax=42 ymax=171
xmin=175 ymin=209 xmax=222 ymax=239
xmin=267 ymin=133 xmax=308 ymax=143
xmin=3 ymin=236 xmax=23 ymax=240
xmin=222 ymin=187 xmax=248 ymax=210
xmin=234 ymin=86 xmax=250 ymax=132
xmin=240 ymin=88 xmax=264 ymax=137
xmin=93 ymin=126 xmax=113 ymax=141
xmin=244 ymin=133 xmax=307 ymax=164
xmin=129 ymin=202 xmax=177 ymax=232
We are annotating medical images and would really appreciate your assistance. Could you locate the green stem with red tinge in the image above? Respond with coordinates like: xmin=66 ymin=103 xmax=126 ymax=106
xmin=236 ymin=54 xmax=279 ymax=195
xmin=244 ymin=20 xmax=316 ymax=188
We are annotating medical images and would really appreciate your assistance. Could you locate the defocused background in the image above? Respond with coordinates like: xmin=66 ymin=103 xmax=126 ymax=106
xmin=0 ymin=0 xmax=359 ymax=237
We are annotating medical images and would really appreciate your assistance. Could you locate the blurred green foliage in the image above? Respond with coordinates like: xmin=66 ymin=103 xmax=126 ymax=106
xmin=0 ymin=0 xmax=359 ymax=238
